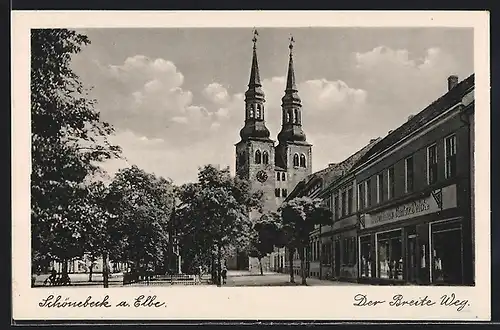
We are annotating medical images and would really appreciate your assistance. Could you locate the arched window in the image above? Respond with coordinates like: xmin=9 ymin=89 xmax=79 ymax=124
xmin=282 ymin=172 xmax=286 ymax=181
xmin=282 ymin=189 xmax=288 ymax=197
xmin=277 ymin=172 xmax=281 ymax=181
xmin=275 ymin=188 xmax=280 ymax=197
xmin=286 ymin=112 xmax=291 ymax=123
xmin=294 ymin=109 xmax=299 ymax=124
xmin=288 ymin=109 xmax=294 ymax=123
xmin=255 ymin=150 xmax=261 ymax=164
xmin=262 ymin=151 xmax=269 ymax=164
xmin=255 ymin=104 xmax=260 ymax=119
xmin=250 ymin=104 xmax=255 ymax=118
xmin=293 ymin=153 xmax=299 ymax=167
xmin=300 ymin=154 xmax=307 ymax=168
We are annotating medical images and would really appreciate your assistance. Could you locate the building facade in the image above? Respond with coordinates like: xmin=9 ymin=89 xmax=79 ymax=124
xmin=353 ymin=74 xmax=475 ymax=285
xmin=228 ymin=33 xmax=313 ymax=270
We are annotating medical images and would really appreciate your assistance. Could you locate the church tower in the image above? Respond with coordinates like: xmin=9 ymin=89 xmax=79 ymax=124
xmin=235 ymin=30 xmax=276 ymax=216
xmin=275 ymin=36 xmax=312 ymax=190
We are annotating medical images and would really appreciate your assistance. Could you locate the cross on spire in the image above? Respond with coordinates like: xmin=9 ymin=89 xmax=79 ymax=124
xmin=252 ymin=29 xmax=259 ymax=48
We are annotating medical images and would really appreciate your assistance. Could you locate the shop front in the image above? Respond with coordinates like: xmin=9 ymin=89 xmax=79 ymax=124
xmin=358 ymin=184 xmax=470 ymax=285
xmin=331 ymin=215 xmax=358 ymax=282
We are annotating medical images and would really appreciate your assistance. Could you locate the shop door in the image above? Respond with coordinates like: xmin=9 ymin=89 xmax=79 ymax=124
xmin=432 ymin=226 xmax=463 ymax=285
xmin=407 ymin=234 xmax=418 ymax=283
xmin=334 ymin=240 xmax=341 ymax=277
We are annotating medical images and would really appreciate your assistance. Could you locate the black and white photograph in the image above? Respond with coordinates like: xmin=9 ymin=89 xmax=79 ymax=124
xmin=12 ymin=11 xmax=490 ymax=321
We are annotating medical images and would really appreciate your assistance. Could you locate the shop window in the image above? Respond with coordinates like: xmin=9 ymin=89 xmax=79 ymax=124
xmin=293 ymin=153 xmax=299 ymax=167
xmin=405 ymin=156 xmax=414 ymax=193
xmin=255 ymin=150 xmax=261 ymax=164
xmin=388 ymin=167 xmax=395 ymax=199
xmin=282 ymin=172 xmax=286 ymax=181
xmin=376 ymin=230 xmax=403 ymax=280
xmin=431 ymin=221 xmax=463 ymax=284
xmin=377 ymin=173 xmax=384 ymax=203
xmin=277 ymin=172 xmax=281 ymax=181
xmin=300 ymin=154 xmax=307 ymax=168
xmin=275 ymin=188 xmax=280 ymax=197
xmin=342 ymin=237 xmax=356 ymax=266
xmin=359 ymin=236 xmax=373 ymax=278
xmin=427 ymin=144 xmax=438 ymax=185
xmin=445 ymin=134 xmax=457 ymax=179
xmin=262 ymin=151 xmax=269 ymax=164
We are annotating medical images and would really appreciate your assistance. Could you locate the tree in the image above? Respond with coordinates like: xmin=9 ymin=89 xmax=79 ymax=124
xmin=105 ymin=166 xmax=175 ymax=285
xmin=175 ymin=165 xmax=263 ymax=285
xmin=279 ymin=197 xmax=332 ymax=285
xmin=30 ymin=29 xmax=121 ymax=279
xmin=247 ymin=213 xmax=283 ymax=275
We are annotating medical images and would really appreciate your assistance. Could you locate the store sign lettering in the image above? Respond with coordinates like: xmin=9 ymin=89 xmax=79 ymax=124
xmin=364 ymin=196 xmax=438 ymax=228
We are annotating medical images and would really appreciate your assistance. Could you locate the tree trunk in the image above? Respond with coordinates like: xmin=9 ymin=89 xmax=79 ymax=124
xmin=299 ymin=247 xmax=307 ymax=285
xmin=288 ymin=247 xmax=295 ymax=283
xmin=259 ymin=257 xmax=263 ymax=275
xmin=88 ymin=254 xmax=94 ymax=282
xmin=217 ymin=244 xmax=222 ymax=287
xmin=103 ymin=252 xmax=109 ymax=288
xmin=62 ymin=259 xmax=69 ymax=277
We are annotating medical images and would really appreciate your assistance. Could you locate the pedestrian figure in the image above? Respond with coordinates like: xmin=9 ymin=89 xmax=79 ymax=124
xmin=221 ymin=267 xmax=227 ymax=285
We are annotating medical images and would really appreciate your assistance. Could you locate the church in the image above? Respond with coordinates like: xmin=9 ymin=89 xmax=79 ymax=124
xmin=228 ymin=32 xmax=313 ymax=270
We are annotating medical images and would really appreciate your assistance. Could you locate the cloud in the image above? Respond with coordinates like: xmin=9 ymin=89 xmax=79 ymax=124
xmin=86 ymin=47 xmax=465 ymax=185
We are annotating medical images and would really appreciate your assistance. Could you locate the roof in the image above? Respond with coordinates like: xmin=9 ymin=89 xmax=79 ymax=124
xmin=286 ymin=137 xmax=381 ymax=200
xmin=354 ymin=73 xmax=474 ymax=168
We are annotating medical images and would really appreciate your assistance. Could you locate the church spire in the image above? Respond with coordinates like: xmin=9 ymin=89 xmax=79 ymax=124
xmin=239 ymin=29 xmax=271 ymax=141
xmin=277 ymin=35 xmax=307 ymax=144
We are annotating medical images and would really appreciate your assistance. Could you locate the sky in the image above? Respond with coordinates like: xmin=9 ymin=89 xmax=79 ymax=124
xmin=70 ymin=27 xmax=474 ymax=185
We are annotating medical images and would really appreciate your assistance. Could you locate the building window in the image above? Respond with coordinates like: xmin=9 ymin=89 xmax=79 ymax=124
xmin=445 ymin=134 xmax=457 ymax=178
xmin=294 ymin=109 xmax=299 ymax=124
xmin=262 ymin=151 xmax=269 ymax=164
xmin=359 ymin=236 xmax=373 ymax=278
xmin=293 ymin=153 xmax=299 ymax=167
xmin=364 ymin=180 xmax=372 ymax=208
xmin=249 ymin=104 xmax=254 ymax=118
xmin=288 ymin=109 xmax=293 ymax=123
xmin=282 ymin=172 xmax=286 ymax=181
xmin=300 ymin=154 xmax=307 ymax=167
xmin=405 ymin=156 xmax=414 ymax=193
xmin=387 ymin=167 xmax=395 ymax=199
xmin=277 ymin=172 xmax=281 ymax=181
xmin=255 ymin=105 xmax=260 ymax=119
xmin=282 ymin=189 xmax=288 ymax=197
xmin=376 ymin=230 xmax=403 ymax=280
xmin=341 ymin=191 xmax=347 ymax=217
xmin=255 ymin=150 xmax=261 ymax=164
xmin=357 ymin=183 xmax=364 ymax=210
xmin=427 ymin=144 xmax=438 ymax=185
xmin=377 ymin=173 xmax=384 ymax=204
xmin=334 ymin=194 xmax=339 ymax=220
xmin=347 ymin=187 xmax=353 ymax=215
xmin=275 ymin=188 xmax=280 ymax=197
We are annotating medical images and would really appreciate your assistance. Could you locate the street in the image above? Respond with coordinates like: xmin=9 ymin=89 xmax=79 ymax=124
xmin=224 ymin=270 xmax=364 ymax=286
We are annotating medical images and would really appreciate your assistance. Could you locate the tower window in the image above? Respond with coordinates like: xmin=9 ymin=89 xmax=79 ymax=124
xmin=262 ymin=151 xmax=269 ymax=164
xmin=255 ymin=104 xmax=260 ymax=119
xmin=288 ymin=109 xmax=293 ymax=123
xmin=294 ymin=109 xmax=299 ymax=124
xmin=255 ymin=150 xmax=261 ymax=164
xmin=293 ymin=153 xmax=299 ymax=167
xmin=300 ymin=154 xmax=306 ymax=167
xmin=277 ymin=172 xmax=281 ymax=181
xmin=282 ymin=189 xmax=288 ymax=197
xmin=282 ymin=172 xmax=286 ymax=181
xmin=249 ymin=105 xmax=255 ymax=118
xmin=275 ymin=188 xmax=280 ymax=197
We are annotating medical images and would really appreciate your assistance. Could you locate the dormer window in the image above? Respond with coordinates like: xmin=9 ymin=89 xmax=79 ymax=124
xmin=255 ymin=150 xmax=261 ymax=164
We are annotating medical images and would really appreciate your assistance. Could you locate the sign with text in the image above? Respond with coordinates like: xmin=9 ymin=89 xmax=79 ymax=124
xmin=364 ymin=194 xmax=440 ymax=229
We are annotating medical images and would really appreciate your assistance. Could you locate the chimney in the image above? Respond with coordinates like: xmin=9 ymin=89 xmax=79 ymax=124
xmin=328 ymin=163 xmax=336 ymax=167
xmin=448 ymin=75 xmax=459 ymax=91
xmin=388 ymin=130 xmax=393 ymax=135
xmin=408 ymin=114 xmax=414 ymax=121
xmin=370 ymin=138 xmax=378 ymax=144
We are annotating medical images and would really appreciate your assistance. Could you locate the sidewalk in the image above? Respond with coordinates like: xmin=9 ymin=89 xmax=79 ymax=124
xmin=226 ymin=270 xmax=363 ymax=286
